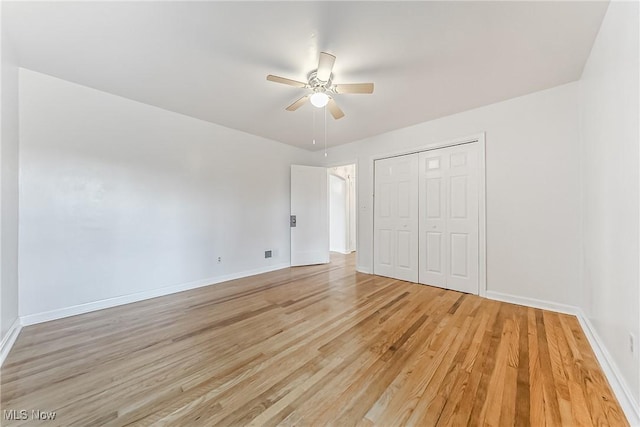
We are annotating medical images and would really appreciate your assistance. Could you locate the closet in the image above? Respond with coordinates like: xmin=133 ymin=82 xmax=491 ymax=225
xmin=373 ymin=142 xmax=480 ymax=294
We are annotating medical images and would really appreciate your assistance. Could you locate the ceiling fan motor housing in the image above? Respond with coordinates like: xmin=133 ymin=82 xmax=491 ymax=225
xmin=308 ymin=71 xmax=335 ymax=94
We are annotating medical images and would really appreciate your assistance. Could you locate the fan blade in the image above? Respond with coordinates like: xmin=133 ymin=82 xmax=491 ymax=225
xmin=286 ymin=95 xmax=309 ymax=111
xmin=267 ymin=75 xmax=307 ymax=88
xmin=317 ymin=52 xmax=336 ymax=82
xmin=334 ymin=83 xmax=374 ymax=94
xmin=327 ymin=98 xmax=345 ymax=120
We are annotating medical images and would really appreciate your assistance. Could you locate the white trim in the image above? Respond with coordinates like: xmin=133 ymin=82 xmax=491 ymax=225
xmin=356 ymin=265 xmax=371 ymax=274
xmin=368 ymin=133 xmax=485 ymax=163
xmin=369 ymin=132 xmax=487 ymax=296
xmin=328 ymin=173 xmax=350 ymax=255
xmin=325 ymin=160 xmax=359 ymax=261
xmin=486 ymin=290 xmax=640 ymax=426
xmin=324 ymin=159 xmax=359 ymax=169
xmin=485 ymin=290 xmax=579 ymax=316
xmin=576 ymin=309 xmax=640 ymax=426
xmin=20 ymin=263 xmax=290 ymax=326
xmin=477 ymin=134 xmax=487 ymax=297
xmin=0 ymin=318 xmax=22 ymax=366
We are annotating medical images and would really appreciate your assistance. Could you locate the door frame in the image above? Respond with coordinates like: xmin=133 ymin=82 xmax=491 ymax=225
xmin=324 ymin=162 xmax=359 ymax=257
xmin=369 ymin=133 xmax=487 ymax=297
xmin=328 ymin=173 xmax=349 ymax=254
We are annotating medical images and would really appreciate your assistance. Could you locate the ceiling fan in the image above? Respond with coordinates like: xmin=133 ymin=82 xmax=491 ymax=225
xmin=266 ymin=52 xmax=374 ymax=120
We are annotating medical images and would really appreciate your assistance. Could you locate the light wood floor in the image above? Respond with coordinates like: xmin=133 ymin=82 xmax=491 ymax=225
xmin=1 ymin=253 xmax=627 ymax=426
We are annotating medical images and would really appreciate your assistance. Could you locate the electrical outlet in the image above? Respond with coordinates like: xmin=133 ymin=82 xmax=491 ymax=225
xmin=265 ymin=250 xmax=272 ymax=259
xmin=217 ymin=256 xmax=222 ymax=263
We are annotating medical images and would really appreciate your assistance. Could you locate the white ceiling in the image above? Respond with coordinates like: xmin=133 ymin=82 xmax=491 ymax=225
xmin=4 ymin=1 xmax=608 ymax=150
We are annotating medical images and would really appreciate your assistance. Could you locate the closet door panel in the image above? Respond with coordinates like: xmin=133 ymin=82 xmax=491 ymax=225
xmin=419 ymin=143 xmax=479 ymax=294
xmin=374 ymin=154 xmax=419 ymax=282
xmin=418 ymin=153 xmax=447 ymax=287
xmin=445 ymin=145 xmax=479 ymax=294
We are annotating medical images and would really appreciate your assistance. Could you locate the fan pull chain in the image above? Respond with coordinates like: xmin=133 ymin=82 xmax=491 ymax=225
xmin=312 ymin=108 xmax=316 ymax=145
xmin=324 ymin=106 xmax=328 ymax=157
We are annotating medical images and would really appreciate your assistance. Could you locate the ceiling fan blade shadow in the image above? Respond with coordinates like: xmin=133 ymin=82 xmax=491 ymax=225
xmin=286 ymin=95 xmax=310 ymax=111
xmin=333 ymin=83 xmax=374 ymax=94
xmin=267 ymin=75 xmax=307 ymax=88
xmin=327 ymin=98 xmax=345 ymax=120
xmin=317 ymin=52 xmax=336 ymax=82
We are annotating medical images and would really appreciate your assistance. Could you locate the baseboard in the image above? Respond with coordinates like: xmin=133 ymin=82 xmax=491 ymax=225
xmin=20 ymin=262 xmax=290 ymax=326
xmin=485 ymin=290 xmax=579 ymax=316
xmin=486 ymin=290 xmax=640 ymax=426
xmin=356 ymin=265 xmax=371 ymax=274
xmin=575 ymin=308 xmax=640 ymax=426
xmin=0 ymin=318 xmax=22 ymax=366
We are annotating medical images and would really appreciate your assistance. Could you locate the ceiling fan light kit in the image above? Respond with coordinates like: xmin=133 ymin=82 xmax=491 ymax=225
xmin=266 ymin=51 xmax=374 ymax=120
xmin=310 ymin=92 xmax=329 ymax=108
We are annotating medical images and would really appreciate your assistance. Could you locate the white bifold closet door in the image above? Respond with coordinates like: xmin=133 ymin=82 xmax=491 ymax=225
xmin=418 ymin=144 xmax=479 ymax=294
xmin=373 ymin=154 xmax=419 ymax=282
xmin=374 ymin=143 xmax=479 ymax=294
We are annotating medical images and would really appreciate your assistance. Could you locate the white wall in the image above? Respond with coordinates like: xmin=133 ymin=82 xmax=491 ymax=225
xmin=18 ymin=69 xmax=314 ymax=319
xmin=0 ymin=8 xmax=20 ymax=343
xmin=579 ymin=0 xmax=640 ymax=407
xmin=317 ymin=82 xmax=582 ymax=307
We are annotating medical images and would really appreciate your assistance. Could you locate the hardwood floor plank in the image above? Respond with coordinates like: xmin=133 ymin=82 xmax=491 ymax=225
xmin=466 ymin=303 xmax=507 ymax=425
xmin=553 ymin=313 xmax=593 ymax=427
xmin=544 ymin=311 xmax=575 ymax=426
xmin=478 ymin=307 xmax=514 ymax=426
xmin=498 ymin=310 xmax=520 ymax=427
xmin=0 ymin=253 xmax=628 ymax=426
xmin=514 ymin=305 xmax=531 ymax=427
xmin=534 ymin=310 xmax=564 ymax=426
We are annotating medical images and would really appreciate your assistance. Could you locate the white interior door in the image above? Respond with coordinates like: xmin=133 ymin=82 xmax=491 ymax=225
xmin=291 ymin=165 xmax=329 ymax=266
xmin=373 ymin=154 xmax=419 ymax=282
xmin=419 ymin=144 xmax=479 ymax=294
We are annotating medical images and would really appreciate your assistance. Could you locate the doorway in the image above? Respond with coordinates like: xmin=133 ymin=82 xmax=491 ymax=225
xmin=329 ymin=164 xmax=356 ymax=254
